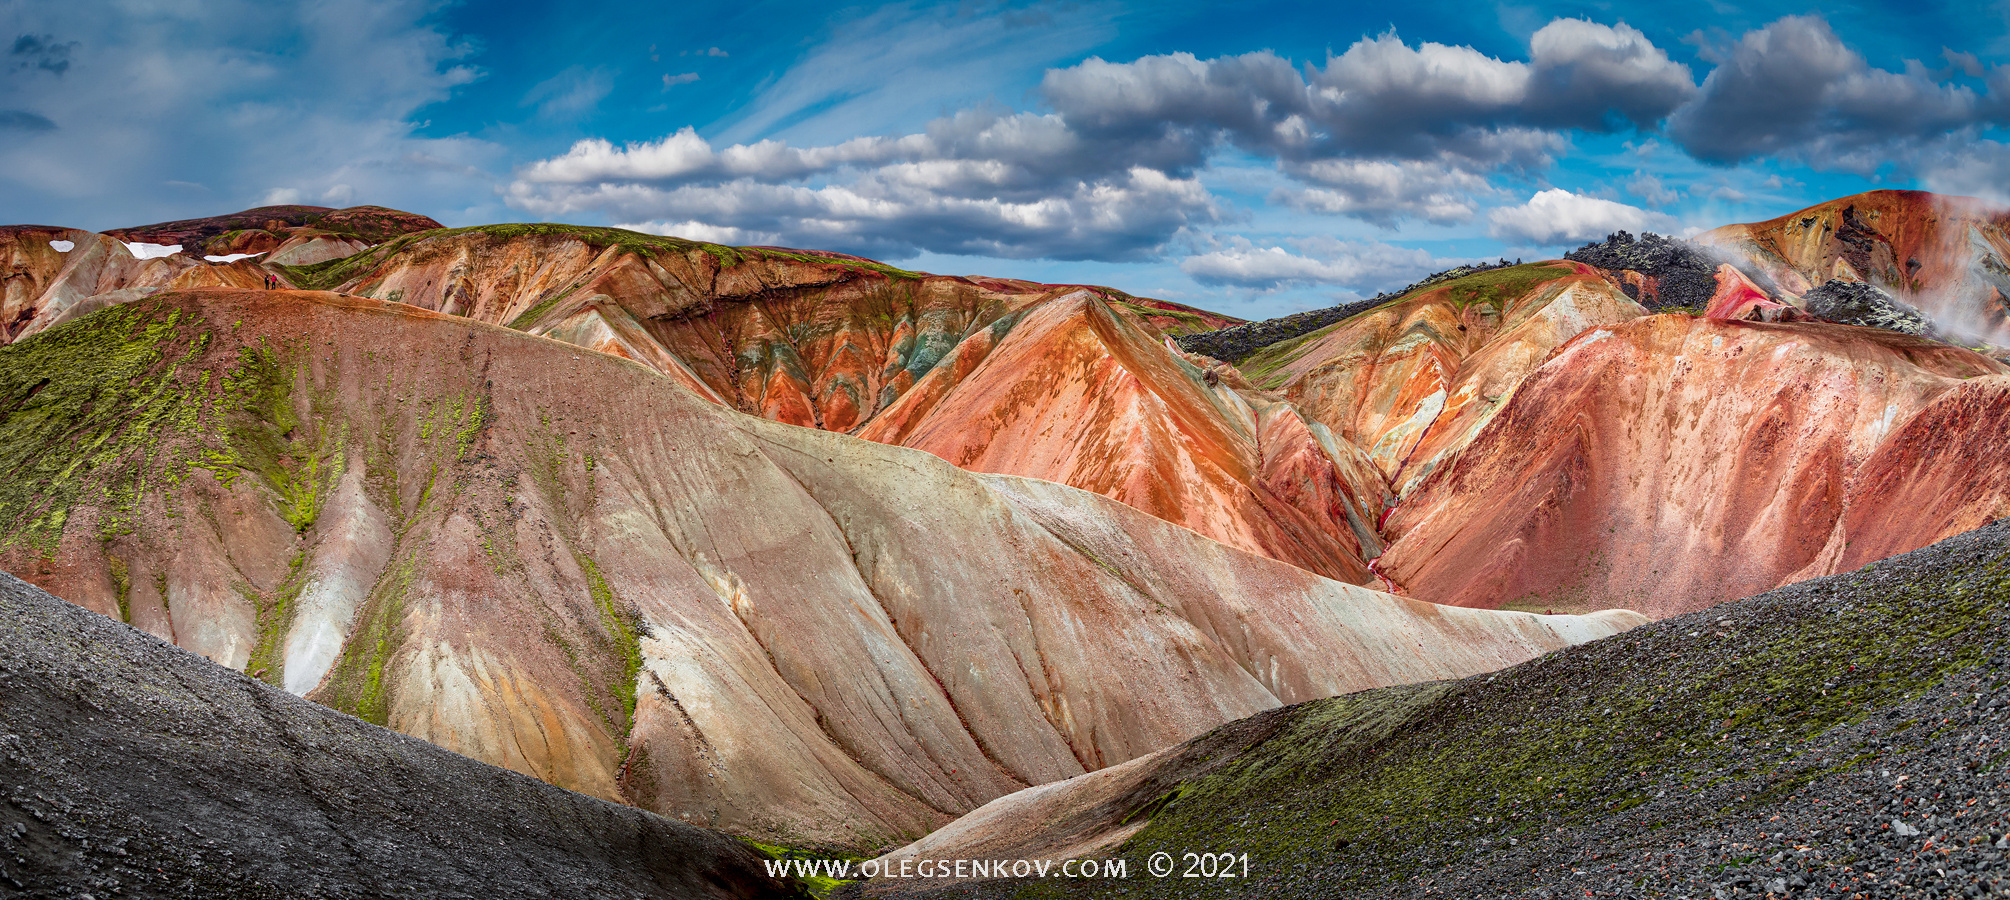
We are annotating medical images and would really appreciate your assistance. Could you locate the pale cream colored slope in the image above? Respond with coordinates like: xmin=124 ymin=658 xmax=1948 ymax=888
xmin=1 ymin=289 xmax=1643 ymax=851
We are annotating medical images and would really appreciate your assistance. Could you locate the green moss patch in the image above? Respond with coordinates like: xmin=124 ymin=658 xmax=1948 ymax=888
xmin=243 ymin=550 xmax=309 ymax=686
xmin=0 ymin=304 xmax=204 ymax=551
xmin=577 ymin=556 xmax=645 ymax=745
xmin=982 ymin=531 xmax=2010 ymax=898
xmin=279 ymin=223 xmax=924 ymax=294
xmin=317 ymin=552 xmax=417 ymax=726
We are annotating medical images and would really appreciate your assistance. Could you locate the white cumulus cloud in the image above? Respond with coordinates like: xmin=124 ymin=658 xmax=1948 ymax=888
xmin=1180 ymin=236 xmax=1454 ymax=291
xmin=1486 ymin=189 xmax=1676 ymax=245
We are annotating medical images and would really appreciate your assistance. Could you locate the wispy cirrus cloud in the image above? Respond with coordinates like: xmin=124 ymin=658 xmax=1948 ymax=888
xmin=1 ymin=0 xmax=502 ymax=228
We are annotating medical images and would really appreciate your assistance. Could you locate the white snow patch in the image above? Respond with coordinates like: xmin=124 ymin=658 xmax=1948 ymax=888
xmin=124 ymin=242 xmax=183 ymax=260
xmin=48 ymin=239 xmax=74 ymax=252
xmin=203 ymin=252 xmax=266 ymax=263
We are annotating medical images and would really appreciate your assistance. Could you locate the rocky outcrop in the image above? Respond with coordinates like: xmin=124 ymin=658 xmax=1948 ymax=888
xmin=862 ymin=518 xmax=2010 ymax=899
xmin=1172 ymin=260 xmax=1522 ymax=363
xmin=1697 ymin=189 xmax=2010 ymax=344
xmin=106 ymin=204 xmax=442 ymax=259
xmin=1563 ymin=230 xmax=1735 ymax=311
xmin=0 ymin=289 xmax=1642 ymax=851
xmin=1375 ymin=314 xmax=2010 ymax=617
xmin=1234 ymin=262 xmax=1650 ymax=496
xmin=1801 ymin=278 xmax=1928 ymax=334
xmin=0 ymin=570 xmax=807 ymax=899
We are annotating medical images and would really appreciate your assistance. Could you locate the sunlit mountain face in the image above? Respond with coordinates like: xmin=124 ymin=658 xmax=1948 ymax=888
xmin=5 ymin=3 xmax=2010 ymax=898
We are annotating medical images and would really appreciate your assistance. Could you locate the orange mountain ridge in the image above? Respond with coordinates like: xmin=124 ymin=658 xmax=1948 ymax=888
xmin=6 ymin=190 xmax=2010 ymax=848
xmin=0 ymin=288 xmax=1637 ymax=849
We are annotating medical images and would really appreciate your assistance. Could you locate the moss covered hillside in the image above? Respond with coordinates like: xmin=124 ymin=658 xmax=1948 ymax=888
xmin=895 ymin=519 xmax=2010 ymax=899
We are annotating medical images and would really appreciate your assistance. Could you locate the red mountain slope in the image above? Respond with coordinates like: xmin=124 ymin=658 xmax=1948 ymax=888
xmin=0 ymin=289 xmax=1638 ymax=849
xmin=1376 ymin=314 xmax=2009 ymax=617
xmin=1698 ymin=189 xmax=2010 ymax=343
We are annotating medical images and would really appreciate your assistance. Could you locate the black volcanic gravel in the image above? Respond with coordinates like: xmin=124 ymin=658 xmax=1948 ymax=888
xmin=1564 ymin=231 xmax=1730 ymax=311
xmin=1172 ymin=260 xmax=1520 ymax=363
xmin=1803 ymin=279 xmax=1931 ymax=335
xmin=875 ymin=520 xmax=2010 ymax=900
xmin=0 ymin=571 xmax=806 ymax=900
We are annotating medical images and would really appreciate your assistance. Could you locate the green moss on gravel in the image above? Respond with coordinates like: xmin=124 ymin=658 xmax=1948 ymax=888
xmin=279 ymin=222 xmax=923 ymax=294
xmin=0 ymin=304 xmax=203 ymax=551
xmin=1233 ymin=263 xmax=1571 ymax=387
xmin=243 ymin=550 xmax=308 ymax=687
xmin=107 ymin=554 xmax=131 ymax=623
xmin=579 ymin=556 xmax=645 ymax=737
xmin=978 ymin=532 xmax=2010 ymax=899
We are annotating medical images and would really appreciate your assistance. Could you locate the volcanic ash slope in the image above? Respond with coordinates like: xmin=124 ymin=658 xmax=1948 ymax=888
xmin=869 ymin=518 xmax=2010 ymax=900
xmin=286 ymin=225 xmax=1381 ymax=581
xmin=0 ymin=570 xmax=806 ymax=899
xmin=0 ymin=289 xmax=1642 ymax=851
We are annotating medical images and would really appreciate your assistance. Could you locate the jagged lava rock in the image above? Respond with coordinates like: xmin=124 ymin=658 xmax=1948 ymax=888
xmin=1801 ymin=278 xmax=1929 ymax=335
xmin=1564 ymin=230 xmax=1728 ymax=311
xmin=1698 ymin=189 xmax=2010 ymax=342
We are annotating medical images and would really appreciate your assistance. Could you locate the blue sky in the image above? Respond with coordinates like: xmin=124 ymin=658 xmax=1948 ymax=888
xmin=6 ymin=0 xmax=2010 ymax=317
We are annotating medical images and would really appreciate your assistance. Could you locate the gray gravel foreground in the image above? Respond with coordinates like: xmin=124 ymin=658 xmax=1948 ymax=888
xmin=0 ymin=571 xmax=807 ymax=900
xmin=868 ymin=520 xmax=2010 ymax=900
